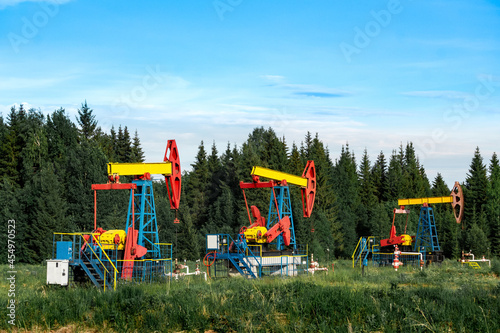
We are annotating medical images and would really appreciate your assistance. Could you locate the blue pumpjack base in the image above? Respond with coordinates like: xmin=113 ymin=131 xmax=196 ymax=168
xmin=413 ymin=207 xmax=440 ymax=253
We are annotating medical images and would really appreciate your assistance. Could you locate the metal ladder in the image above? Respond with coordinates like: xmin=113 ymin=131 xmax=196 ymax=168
xmin=352 ymin=237 xmax=371 ymax=267
xmin=468 ymin=262 xmax=481 ymax=269
xmin=228 ymin=253 xmax=257 ymax=279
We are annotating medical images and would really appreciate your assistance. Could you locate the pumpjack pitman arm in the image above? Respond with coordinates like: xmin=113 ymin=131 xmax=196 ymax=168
xmin=264 ymin=216 xmax=291 ymax=246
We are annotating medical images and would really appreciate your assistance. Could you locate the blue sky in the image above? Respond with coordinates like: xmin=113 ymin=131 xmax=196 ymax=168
xmin=1 ymin=0 xmax=500 ymax=187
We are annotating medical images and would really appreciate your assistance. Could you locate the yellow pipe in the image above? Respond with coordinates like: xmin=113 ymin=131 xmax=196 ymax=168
xmin=251 ymin=166 xmax=307 ymax=187
xmin=54 ymin=232 xmax=95 ymax=235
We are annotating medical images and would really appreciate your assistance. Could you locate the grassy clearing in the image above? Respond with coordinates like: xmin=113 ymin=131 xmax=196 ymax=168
xmin=1 ymin=260 xmax=499 ymax=332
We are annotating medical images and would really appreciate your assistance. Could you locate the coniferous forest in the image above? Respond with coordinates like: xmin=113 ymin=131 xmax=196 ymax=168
xmin=1 ymin=104 xmax=499 ymax=264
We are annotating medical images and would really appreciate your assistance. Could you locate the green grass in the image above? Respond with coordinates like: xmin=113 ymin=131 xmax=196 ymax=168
xmin=1 ymin=260 xmax=499 ymax=332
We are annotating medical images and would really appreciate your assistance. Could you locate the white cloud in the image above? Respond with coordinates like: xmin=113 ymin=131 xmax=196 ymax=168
xmin=280 ymin=84 xmax=351 ymax=97
xmin=219 ymin=104 xmax=274 ymax=112
xmin=260 ymin=75 xmax=352 ymax=98
xmin=395 ymin=60 xmax=450 ymax=69
xmin=0 ymin=76 xmax=74 ymax=90
xmin=410 ymin=38 xmax=500 ymax=51
xmin=260 ymin=75 xmax=285 ymax=83
xmin=401 ymin=90 xmax=471 ymax=100
xmin=0 ymin=0 xmax=72 ymax=9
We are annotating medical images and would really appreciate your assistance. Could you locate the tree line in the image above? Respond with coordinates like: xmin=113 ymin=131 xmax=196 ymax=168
xmin=1 ymin=104 xmax=499 ymax=263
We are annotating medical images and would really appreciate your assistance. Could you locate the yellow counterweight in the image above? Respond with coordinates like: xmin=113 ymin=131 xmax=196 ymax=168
xmin=243 ymin=227 xmax=268 ymax=244
xmin=98 ymin=230 xmax=127 ymax=250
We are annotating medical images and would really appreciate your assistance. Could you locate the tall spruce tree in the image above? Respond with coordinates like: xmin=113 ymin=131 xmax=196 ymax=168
xmin=207 ymin=141 xmax=223 ymax=206
xmin=0 ymin=112 xmax=18 ymax=182
xmin=220 ymin=142 xmax=241 ymax=196
xmin=0 ymin=106 xmax=28 ymax=184
xmin=115 ymin=125 xmax=133 ymax=162
xmin=358 ymin=149 xmax=377 ymax=236
xmin=371 ymin=151 xmax=388 ymax=202
xmin=184 ymin=141 xmax=209 ymax=230
xmin=131 ymin=130 xmax=145 ymax=162
xmin=122 ymin=126 xmax=132 ymax=162
xmin=23 ymin=165 xmax=68 ymax=263
xmin=18 ymin=109 xmax=47 ymax=183
xmin=359 ymin=149 xmax=377 ymax=207
xmin=46 ymin=108 xmax=79 ymax=169
xmin=402 ymin=143 xmax=430 ymax=198
xmin=176 ymin=203 xmax=202 ymax=260
xmin=486 ymin=153 xmax=500 ymax=256
xmin=432 ymin=173 xmax=459 ymax=258
xmin=289 ymin=143 xmax=303 ymax=176
xmin=109 ymin=126 xmax=117 ymax=161
xmin=386 ymin=149 xmax=404 ymax=201
xmin=0 ymin=178 xmax=24 ymax=264
xmin=464 ymin=147 xmax=488 ymax=230
xmin=305 ymin=133 xmax=338 ymax=257
xmin=264 ymin=131 xmax=288 ymax=171
xmin=76 ymin=101 xmax=97 ymax=141
xmin=332 ymin=144 xmax=359 ymax=257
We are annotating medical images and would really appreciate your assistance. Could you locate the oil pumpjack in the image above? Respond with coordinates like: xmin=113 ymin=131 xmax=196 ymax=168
xmin=204 ymin=162 xmax=316 ymax=278
xmin=353 ymin=181 xmax=464 ymax=267
xmin=47 ymin=140 xmax=181 ymax=290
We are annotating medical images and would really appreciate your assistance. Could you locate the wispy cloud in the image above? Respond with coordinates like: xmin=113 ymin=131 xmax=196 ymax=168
xmin=220 ymin=104 xmax=275 ymax=112
xmin=285 ymin=84 xmax=351 ymax=98
xmin=260 ymin=75 xmax=352 ymax=98
xmin=401 ymin=90 xmax=470 ymax=100
xmin=0 ymin=0 xmax=72 ymax=9
xmin=260 ymin=75 xmax=285 ymax=83
xmin=0 ymin=76 xmax=76 ymax=90
xmin=293 ymin=91 xmax=348 ymax=98
xmin=396 ymin=60 xmax=449 ymax=69
xmin=410 ymin=38 xmax=500 ymax=51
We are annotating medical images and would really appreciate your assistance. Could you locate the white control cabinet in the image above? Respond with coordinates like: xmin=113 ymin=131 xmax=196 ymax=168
xmin=206 ymin=234 xmax=220 ymax=250
xmin=46 ymin=260 xmax=69 ymax=286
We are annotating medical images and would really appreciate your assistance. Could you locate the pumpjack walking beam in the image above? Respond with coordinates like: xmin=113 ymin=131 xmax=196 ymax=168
xmin=248 ymin=161 xmax=316 ymax=218
xmin=397 ymin=181 xmax=464 ymax=224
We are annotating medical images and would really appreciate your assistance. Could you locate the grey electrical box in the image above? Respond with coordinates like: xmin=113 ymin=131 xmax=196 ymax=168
xmin=46 ymin=260 xmax=69 ymax=286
